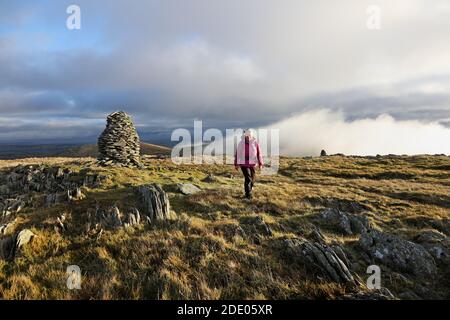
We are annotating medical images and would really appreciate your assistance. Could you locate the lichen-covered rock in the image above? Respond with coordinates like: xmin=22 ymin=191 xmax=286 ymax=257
xmin=177 ymin=183 xmax=201 ymax=195
xmin=284 ymin=237 xmax=354 ymax=284
xmin=319 ymin=208 xmax=370 ymax=235
xmin=360 ymin=228 xmax=437 ymax=276
xmin=83 ymin=174 xmax=108 ymax=188
xmin=137 ymin=184 xmax=170 ymax=221
xmin=5 ymin=165 xmax=77 ymax=193
xmin=102 ymin=205 xmax=123 ymax=228
xmin=46 ymin=187 xmax=84 ymax=206
xmin=16 ymin=229 xmax=35 ymax=250
xmin=123 ymin=208 xmax=141 ymax=228
xmin=0 ymin=229 xmax=36 ymax=260
xmin=0 ymin=197 xmax=26 ymax=220
xmin=415 ymin=230 xmax=449 ymax=265
xmin=238 ymin=215 xmax=273 ymax=244
xmin=242 ymin=215 xmax=273 ymax=237
xmin=320 ymin=208 xmax=352 ymax=234
xmin=415 ymin=230 xmax=447 ymax=243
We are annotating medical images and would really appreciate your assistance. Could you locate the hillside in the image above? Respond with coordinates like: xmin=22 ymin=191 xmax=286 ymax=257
xmin=0 ymin=155 xmax=449 ymax=299
xmin=59 ymin=142 xmax=171 ymax=158
xmin=0 ymin=143 xmax=171 ymax=160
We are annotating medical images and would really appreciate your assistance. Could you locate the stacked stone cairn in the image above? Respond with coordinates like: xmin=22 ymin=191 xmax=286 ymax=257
xmin=98 ymin=111 xmax=142 ymax=167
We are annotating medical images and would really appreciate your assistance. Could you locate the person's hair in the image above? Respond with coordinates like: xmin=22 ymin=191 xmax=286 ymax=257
xmin=243 ymin=128 xmax=254 ymax=138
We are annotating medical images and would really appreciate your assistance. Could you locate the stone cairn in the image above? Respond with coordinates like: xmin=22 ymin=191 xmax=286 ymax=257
xmin=98 ymin=111 xmax=142 ymax=167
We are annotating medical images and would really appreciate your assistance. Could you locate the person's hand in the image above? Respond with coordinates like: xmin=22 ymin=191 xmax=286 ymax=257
xmin=258 ymin=164 xmax=263 ymax=171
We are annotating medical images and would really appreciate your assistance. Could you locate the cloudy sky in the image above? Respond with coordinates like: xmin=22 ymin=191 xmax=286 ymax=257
xmin=1 ymin=0 xmax=450 ymax=154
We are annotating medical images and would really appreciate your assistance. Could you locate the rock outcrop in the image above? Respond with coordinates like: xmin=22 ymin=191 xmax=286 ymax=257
xmin=284 ymin=237 xmax=354 ymax=284
xmin=86 ymin=205 xmax=148 ymax=232
xmin=414 ymin=230 xmax=449 ymax=265
xmin=83 ymin=174 xmax=108 ymax=188
xmin=46 ymin=187 xmax=84 ymax=206
xmin=1 ymin=196 xmax=26 ymax=221
xmin=137 ymin=184 xmax=171 ymax=221
xmin=2 ymin=165 xmax=77 ymax=194
xmin=319 ymin=208 xmax=370 ymax=235
xmin=360 ymin=228 xmax=437 ymax=276
xmin=239 ymin=215 xmax=273 ymax=244
xmin=98 ymin=111 xmax=142 ymax=167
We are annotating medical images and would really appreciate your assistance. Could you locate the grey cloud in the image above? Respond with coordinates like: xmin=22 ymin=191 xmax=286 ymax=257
xmin=0 ymin=0 xmax=450 ymax=145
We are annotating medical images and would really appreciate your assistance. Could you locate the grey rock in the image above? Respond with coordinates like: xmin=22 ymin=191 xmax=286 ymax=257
xmin=319 ymin=208 xmax=370 ymax=235
xmin=253 ymin=216 xmax=273 ymax=237
xmin=46 ymin=193 xmax=66 ymax=206
xmin=415 ymin=230 xmax=447 ymax=244
xmin=124 ymin=208 xmax=141 ymax=228
xmin=83 ymin=174 xmax=108 ymax=188
xmin=359 ymin=228 xmax=437 ymax=276
xmin=0 ymin=219 xmax=16 ymax=235
xmin=138 ymin=184 xmax=171 ymax=221
xmin=0 ymin=185 xmax=10 ymax=195
xmin=1 ymin=228 xmax=36 ymax=260
xmin=415 ymin=230 xmax=449 ymax=264
xmin=310 ymin=228 xmax=327 ymax=243
xmin=177 ymin=183 xmax=201 ymax=195
xmin=67 ymin=188 xmax=84 ymax=202
xmin=1 ymin=196 xmax=26 ymax=220
xmin=105 ymin=205 xmax=123 ymax=228
xmin=320 ymin=208 xmax=352 ymax=234
xmin=46 ymin=188 xmax=83 ymax=206
xmin=16 ymin=229 xmax=36 ymax=250
xmin=284 ymin=238 xmax=354 ymax=284
xmin=5 ymin=165 xmax=79 ymax=194
xmin=239 ymin=216 xmax=273 ymax=243
xmin=332 ymin=243 xmax=350 ymax=267
xmin=87 ymin=205 xmax=146 ymax=231
xmin=55 ymin=213 xmax=67 ymax=233
xmin=0 ymin=236 xmax=15 ymax=259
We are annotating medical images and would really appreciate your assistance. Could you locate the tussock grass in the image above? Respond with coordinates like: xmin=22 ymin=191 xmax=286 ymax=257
xmin=0 ymin=155 xmax=449 ymax=299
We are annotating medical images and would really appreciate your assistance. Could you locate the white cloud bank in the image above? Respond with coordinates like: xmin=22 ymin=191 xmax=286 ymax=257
xmin=267 ymin=109 xmax=450 ymax=156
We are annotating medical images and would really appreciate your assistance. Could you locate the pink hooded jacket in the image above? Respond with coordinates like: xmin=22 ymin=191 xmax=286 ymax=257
xmin=234 ymin=137 xmax=263 ymax=168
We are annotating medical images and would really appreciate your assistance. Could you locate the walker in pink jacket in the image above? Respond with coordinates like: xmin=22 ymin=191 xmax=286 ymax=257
xmin=234 ymin=136 xmax=264 ymax=168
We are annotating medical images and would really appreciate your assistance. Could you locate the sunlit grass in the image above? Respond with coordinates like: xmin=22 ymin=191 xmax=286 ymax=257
xmin=0 ymin=155 xmax=449 ymax=299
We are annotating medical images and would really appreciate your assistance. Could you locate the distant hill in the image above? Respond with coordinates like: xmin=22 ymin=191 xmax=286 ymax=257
xmin=0 ymin=142 xmax=171 ymax=160
xmin=58 ymin=142 xmax=171 ymax=158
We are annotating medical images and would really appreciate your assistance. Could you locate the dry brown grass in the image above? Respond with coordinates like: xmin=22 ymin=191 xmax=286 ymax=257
xmin=0 ymin=155 xmax=449 ymax=299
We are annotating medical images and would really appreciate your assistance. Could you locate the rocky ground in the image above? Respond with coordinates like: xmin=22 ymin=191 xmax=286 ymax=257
xmin=0 ymin=155 xmax=449 ymax=299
